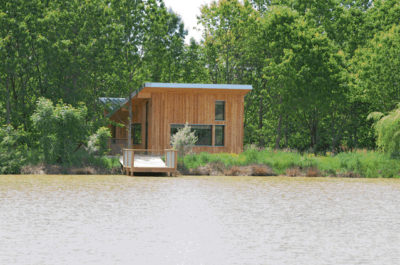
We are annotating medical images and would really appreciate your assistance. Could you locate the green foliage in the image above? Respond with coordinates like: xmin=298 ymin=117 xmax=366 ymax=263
xmin=351 ymin=25 xmax=400 ymax=112
xmin=66 ymin=149 xmax=120 ymax=170
xmin=170 ymin=123 xmax=197 ymax=157
xmin=31 ymin=98 xmax=57 ymax=163
xmin=368 ymin=105 xmax=400 ymax=157
xmin=1 ymin=0 xmax=400 ymax=167
xmin=183 ymin=149 xmax=400 ymax=178
xmin=88 ymin=127 xmax=111 ymax=156
xmin=31 ymin=98 xmax=87 ymax=165
xmin=0 ymin=126 xmax=26 ymax=174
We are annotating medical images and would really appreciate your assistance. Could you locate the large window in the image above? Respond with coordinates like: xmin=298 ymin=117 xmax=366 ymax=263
xmin=215 ymin=101 xmax=225 ymax=121
xmin=131 ymin=123 xmax=142 ymax=144
xmin=170 ymin=124 xmax=212 ymax=146
xmin=215 ymin=125 xmax=224 ymax=146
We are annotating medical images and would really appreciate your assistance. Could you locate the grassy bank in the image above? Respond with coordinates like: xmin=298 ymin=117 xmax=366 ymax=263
xmin=21 ymin=151 xmax=121 ymax=175
xmin=182 ymin=149 xmax=400 ymax=178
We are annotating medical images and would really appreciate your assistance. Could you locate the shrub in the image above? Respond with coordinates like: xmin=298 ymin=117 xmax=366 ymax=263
xmin=0 ymin=126 xmax=26 ymax=174
xmin=31 ymin=98 xmax=88 ymax=165
xmin=368 ymin=105 xmax=400 ymax=157
xmin=88 ymin=127 xmax=111 ymax=156
xmin=31 ymin=98 xmax=56 ymax=163
xmin=171 ymin=123 xmax=197 ymax=157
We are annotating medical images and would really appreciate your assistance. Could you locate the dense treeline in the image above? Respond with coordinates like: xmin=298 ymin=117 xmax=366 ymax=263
xmin=1 ymin=0 xmax=400 ymax=170
xmin=198 ymin=0 xmax=400 ymax=153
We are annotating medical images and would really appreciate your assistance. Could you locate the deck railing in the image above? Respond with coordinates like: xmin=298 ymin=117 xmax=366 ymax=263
xmin=122 ymin=149 xmax=178 ymax=176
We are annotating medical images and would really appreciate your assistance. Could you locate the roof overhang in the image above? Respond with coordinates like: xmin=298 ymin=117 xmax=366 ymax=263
xmin=104 ymin=82 xmax=253 ymax=118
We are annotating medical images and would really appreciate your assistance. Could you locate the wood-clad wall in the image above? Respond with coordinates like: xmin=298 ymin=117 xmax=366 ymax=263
xmin=109 ymin=87 xmax=249 ymax=153
xmin=147 ymin=88 xmax=246 ymax=154
xmin=110 ymin=99 xmax=147 ymax=149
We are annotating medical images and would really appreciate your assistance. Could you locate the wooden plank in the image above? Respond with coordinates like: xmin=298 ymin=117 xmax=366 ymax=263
xmin=137 ymin=92 xmax=151 ymax=98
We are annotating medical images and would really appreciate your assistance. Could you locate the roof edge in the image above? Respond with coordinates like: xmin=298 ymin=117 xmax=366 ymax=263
xmin=144 ymin=82 xmax=252 ymax=90
xmin=105 ymin=82 xmax=253 ymax=118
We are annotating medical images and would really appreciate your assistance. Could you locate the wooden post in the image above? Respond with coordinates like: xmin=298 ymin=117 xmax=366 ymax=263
xmin=131 ymin=150 xmax=135 ymax=176
xmin=174 ymin=150 xmax=178 ymax=175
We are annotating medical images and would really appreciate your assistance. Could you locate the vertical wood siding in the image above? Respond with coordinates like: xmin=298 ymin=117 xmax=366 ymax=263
xmin=110 ymin=88 xmax=248 ymax=154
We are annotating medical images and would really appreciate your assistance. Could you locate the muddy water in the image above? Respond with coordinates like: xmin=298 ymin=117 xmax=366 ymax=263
xmin=0 ymin=175 xmax=399 ymax=265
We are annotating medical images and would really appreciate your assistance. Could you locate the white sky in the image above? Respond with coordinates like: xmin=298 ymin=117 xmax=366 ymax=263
xmin=163 ymin=0 xmax=214 ymax=43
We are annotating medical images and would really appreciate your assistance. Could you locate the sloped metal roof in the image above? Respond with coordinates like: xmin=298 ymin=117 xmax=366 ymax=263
xmin=99 ymin=97 xmax=126 ymax=113
xmin=101 ymin=83 xmax=253 ymax=118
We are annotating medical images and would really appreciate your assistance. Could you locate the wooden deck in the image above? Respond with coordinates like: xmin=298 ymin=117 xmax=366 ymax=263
xmin=121 ymin=149 xmax=177 ymax=176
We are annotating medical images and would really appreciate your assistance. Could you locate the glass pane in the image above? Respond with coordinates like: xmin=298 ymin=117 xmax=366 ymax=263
xmin=132 ymin=123 xmax=141 ymax=144
xmin=170 ymin=124 xmax=212 ymax=146
xmin=170 ymin=124 xmax=184 ymax=141
xmin=215 ymin=125 xmax=224 ymax=146
xmin=191 ymin=125 xmax=212 ymax=146
xmin=215 ymin=101 xmax=225 ymax=121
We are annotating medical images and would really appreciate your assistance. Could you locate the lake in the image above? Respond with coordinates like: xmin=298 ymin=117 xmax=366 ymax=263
xmin=0 ymin=175 xmax=399 ymax=265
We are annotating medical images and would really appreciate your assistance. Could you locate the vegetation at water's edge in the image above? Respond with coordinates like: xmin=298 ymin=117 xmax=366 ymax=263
xmin=182 ymin=148 xmax=400 ymax=178
xmin=0 ymin=99 xmax=121 ymax=174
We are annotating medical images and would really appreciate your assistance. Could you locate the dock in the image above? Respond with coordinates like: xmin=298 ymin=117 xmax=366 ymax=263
xmin=121 ymin=149 xmax=178 ymax=176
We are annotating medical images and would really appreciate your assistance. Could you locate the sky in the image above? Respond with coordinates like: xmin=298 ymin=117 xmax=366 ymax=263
xmin=163 ymin=0 xmax=214 ymax=43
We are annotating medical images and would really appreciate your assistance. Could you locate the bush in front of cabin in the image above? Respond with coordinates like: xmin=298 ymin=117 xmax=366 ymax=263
xmin=88 ymin=127 xmax=111 ymax=156
xmin=171 ymin=123 xmax=198 ymax=157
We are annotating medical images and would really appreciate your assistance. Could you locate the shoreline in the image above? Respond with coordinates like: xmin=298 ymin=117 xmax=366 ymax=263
xmin=9 ymin=167 xmax=400 ymax=179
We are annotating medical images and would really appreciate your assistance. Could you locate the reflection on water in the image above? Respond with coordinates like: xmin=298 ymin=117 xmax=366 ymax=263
xmin=0 ymin=175 xmax=399 ymax=265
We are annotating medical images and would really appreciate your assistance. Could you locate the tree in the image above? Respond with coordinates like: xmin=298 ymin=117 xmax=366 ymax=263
xmin=351 ymin=25 xmax=400 ymax=113
xmin=0 ymin=125 xmax=26 ymax=174
xmin=31 ymin=98 xmax=87 ymax=164
xmin=368 ymin=104 xmax=400 ymax=157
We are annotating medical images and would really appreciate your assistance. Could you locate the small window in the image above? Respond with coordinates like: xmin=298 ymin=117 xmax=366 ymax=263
xmin=215 ymin=125 xmax=224 ymax=146
xmin=215 ymin=101 xmax=225 ymax=121
xmin=131 ymin=123 xmax=142 ymax=144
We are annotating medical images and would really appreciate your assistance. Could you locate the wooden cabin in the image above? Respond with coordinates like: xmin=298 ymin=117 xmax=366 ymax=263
xmin=101 ymin=82 xmax=252 ymax=155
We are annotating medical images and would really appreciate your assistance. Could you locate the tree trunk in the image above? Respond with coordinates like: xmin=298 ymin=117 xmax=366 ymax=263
xmin=5 ymin=77 xmax=11 ymax=125
xmin=226 ymin=45 xmax=230 ymax=84
xmin=258 ymin=97 xmax=264 ymax=147
xmin=306 ymin=109 xmax=318 ymax=153
xmin=330 ymin=113 xmax=336 ymax=154
xmin=275 ymin=113 xmax=282 ymax=149
xmin=311 ymin=120 xmax=318 ymax=154
xmin=284 ymin=114 xmax=289 ymax=148
xmin=127 ymin=88 xmax=133 ymax=149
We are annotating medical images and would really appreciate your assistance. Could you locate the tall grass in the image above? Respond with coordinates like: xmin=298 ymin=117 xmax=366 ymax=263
xmin=183 ymin=149 xmax=400 ymax=178
xmin=25 ymin=148 xmax=121 ymax=170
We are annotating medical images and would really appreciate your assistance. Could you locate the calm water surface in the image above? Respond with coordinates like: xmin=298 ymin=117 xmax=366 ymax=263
xmin=0 ymin=175 xmax=399 ymax=265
